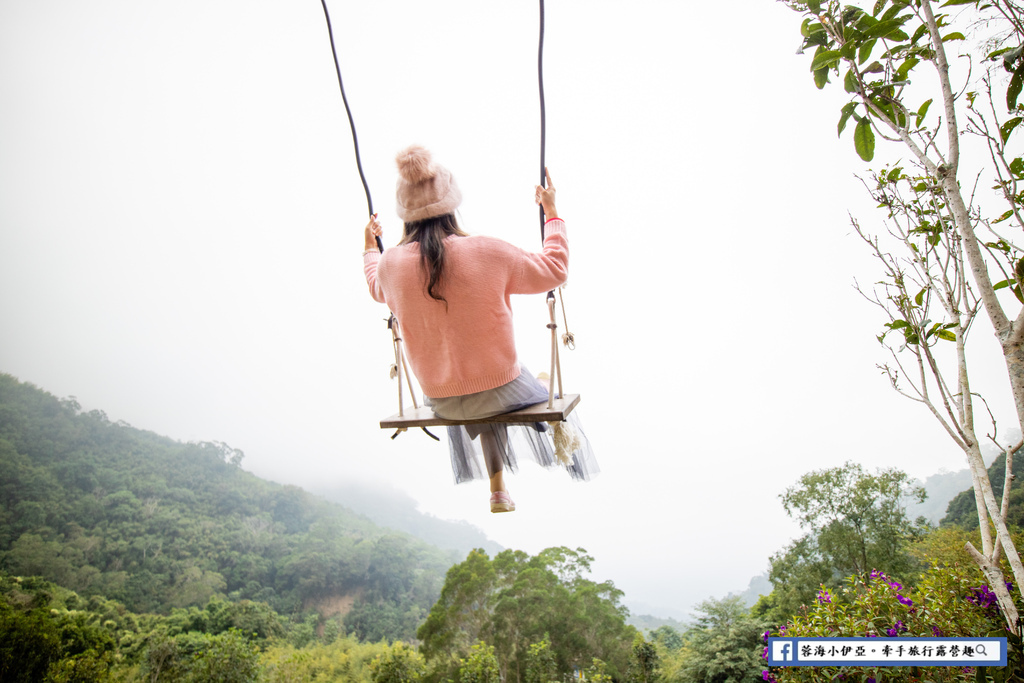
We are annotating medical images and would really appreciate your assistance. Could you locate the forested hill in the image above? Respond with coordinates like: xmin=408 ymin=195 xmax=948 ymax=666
xmin=942 ymin=448 xmax=1024 ymax=529
xmin=0 ymin=372 xmax=452 ymax=642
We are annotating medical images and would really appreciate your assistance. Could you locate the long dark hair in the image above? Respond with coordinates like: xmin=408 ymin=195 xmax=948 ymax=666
xmin=399 ymin=213 xmax=468 ymax=305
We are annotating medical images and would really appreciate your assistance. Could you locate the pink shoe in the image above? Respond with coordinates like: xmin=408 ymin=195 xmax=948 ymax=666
xmin=490 ymin=491 xmax=516 ymax=513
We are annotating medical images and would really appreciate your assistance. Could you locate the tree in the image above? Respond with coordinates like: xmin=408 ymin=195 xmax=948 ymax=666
xmin=459 ymin=642 xmax=499 ymax=683
xmin=628 ymin=633 xmax=659 ymax=683
xmin=524 ymin=636 xmax=557 ymax=683
xmin=649 ymin=625 xmax=684 ymax=652
xmin=677 ymin=596 xmax=764 ymax=683
xmin=371 ymin=641 xmax=426 ymax=683
xmin=0 ymin=603 xmax=62 ymax=682
xmin=417 ymin=547 xmax=635 ymax=683
xmin=767 ymin=462 xmax=927 ymax=616
xmin=183 ymin=629 xmax=262 ymax=683
xmin=780 ymin=0 xmax=1024 ymax=627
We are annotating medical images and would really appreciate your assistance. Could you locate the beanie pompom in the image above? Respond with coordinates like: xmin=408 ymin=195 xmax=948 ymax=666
xmin=396 ymin=145 xmax=435 ymax=184
xmin=394 ymin=145 xmax=461 ymax=221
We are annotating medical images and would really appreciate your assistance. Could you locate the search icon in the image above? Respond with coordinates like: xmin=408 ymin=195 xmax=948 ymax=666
xmin=976 ymin=645 xmax=988 ymax=656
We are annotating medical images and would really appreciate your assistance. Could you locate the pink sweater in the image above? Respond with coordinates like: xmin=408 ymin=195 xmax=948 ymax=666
xmin=364 ymin=219 xmax=568 ymax=397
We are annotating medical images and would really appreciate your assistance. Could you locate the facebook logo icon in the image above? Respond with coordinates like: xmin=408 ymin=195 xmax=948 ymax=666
xmin=772 ymin=640 xmax=794 ymax=662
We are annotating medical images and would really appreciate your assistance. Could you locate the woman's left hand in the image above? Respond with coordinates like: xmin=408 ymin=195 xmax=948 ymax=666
xmin=364 ymin=214 xmax=383 ymax=251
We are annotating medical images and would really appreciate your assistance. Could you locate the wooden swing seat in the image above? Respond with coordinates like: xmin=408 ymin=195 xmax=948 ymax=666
xmin=379 ymin=394 xmax=580 ymax=430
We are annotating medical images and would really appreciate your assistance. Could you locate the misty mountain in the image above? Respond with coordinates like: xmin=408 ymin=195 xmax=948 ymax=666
xmin=906 ymin=468 xmax=975 ymax=526
xmin=627 ymin=611 xmax=689 ymax=632
xmin=313 ymin=481 xmax=503 ymax=559
xmin=905 ymin=437 xmax=1010 ymax=527
xmin=730 ymin=571 xmax=773 ymax=608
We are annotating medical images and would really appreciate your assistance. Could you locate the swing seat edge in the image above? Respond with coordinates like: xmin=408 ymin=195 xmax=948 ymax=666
xmin=379 ymin=394 xmax=580 ymax=429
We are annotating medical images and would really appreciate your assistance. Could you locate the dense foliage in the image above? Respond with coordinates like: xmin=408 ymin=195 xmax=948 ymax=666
xmin=765 ymin=462 xmax=928 ymax=622
xmin=0 ymin=373 xmax=450 ymax=642
xmin=0 ymin=565 xmax=437 ymax=681
xmin=417 ymin=546 xmax=637 ymax=683
xmin=763 ymin=528 xmax=1017 ymax=683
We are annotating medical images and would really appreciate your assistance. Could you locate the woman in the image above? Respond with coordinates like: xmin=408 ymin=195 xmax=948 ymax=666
xmin=362 ymin=146 xmax=596 ymax=512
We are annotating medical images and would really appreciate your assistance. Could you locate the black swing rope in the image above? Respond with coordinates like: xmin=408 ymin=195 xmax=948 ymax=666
xmin=318 ymin=0 xmax=382 ymax=253
xmin=535 ymin=1 xmax=573 ymax=350
xmin=318 ymin=0 xmax=435 ymax=439
xmin=538 ymin=0 xmax=548 ymax=239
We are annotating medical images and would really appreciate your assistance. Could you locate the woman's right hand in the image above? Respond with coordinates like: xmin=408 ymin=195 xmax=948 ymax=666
xmin=364 ymin=214 xmax=382 ymax=251
xmin=535 ymin=168 xmax=558 ymax=220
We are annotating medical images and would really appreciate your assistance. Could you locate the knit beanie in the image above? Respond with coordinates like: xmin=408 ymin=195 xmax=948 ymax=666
xmin=395 ymin=145 xmax=462 ymax=222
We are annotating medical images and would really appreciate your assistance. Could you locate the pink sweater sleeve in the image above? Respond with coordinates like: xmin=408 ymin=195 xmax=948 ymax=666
xmin=363 ymin=250 xmax=386 ymax=303
xmin=511 ymin=218 xmax=569 ymax=294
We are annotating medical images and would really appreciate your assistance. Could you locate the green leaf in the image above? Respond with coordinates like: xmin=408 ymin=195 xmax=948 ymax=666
xmin=855 ymin=118 xmax=876 ymax=160
xmin=862 ymin=19 xmax=909 ymax=40
xmin=1001 ymin=117 xmax=1023 ymax=143
xmin=814 ymin=66 xmax=830 ymax=89
xmin=941 ymin=0 xmax=978 ymax=5
xmin=1013 ymin=284 xmax=1024 ymax=305
xmin=994 ymin=208 xmax=1015 ymax=223
xmin=841 ymin=40 xmax=857 ymax=61
xmin=1010 ymin=157 xmax=1024 ymax=178
xmin=942 ymin=31 xmax=965 ymax=41
xmin=844 ymin=68 xmax=859 ymax=93
xmin=911 ymin=23 xmax=929 ymax=44
xmin=896 ymin=57 xmax=920 ymax=80
xmin=1008 ymin=64 xmax=1024 ymax=110
xmin=811 ymin=50 xmax=843 ymax=71
xmin=887 ymin=320 xmax=909 ymax=330
xmin=873 ymin=0 xmax=888 ymax=15
xmin=838 ymin=102 xmax=859 ymax=136
xmin=859 ymin=38 xmax=878 ymax=64
xmin=843 ymin=6 xmax=866 ymax=24
xmin=858 ymin=13 xmax=880 ymax=30
xmin=916 ymin=98 xmax=932 ymax=125
xmin=870 ymin=96 xmax=897 ymax=123
xmin=914 ymin=288 xmax=927 ymax=306
xmin=936 ymin=329 xmax=956 ymax=341
xmin=994 ymin=279 xmax=1013 ymax=291
xmin=988 ymin=46 xmax=1017 ymax=62
xmin=885 ymin=3 xmax=910 ymax=19
xmin=807 ymin=0 xmax=822 ymax=12
xmin=1002 ymin=46 xmax=1024 ymax=71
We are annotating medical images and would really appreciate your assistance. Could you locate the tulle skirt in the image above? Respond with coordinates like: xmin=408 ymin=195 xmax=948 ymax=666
xmin=424 ymin=365 xmax=598 ymax=485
